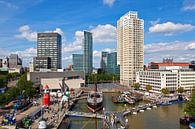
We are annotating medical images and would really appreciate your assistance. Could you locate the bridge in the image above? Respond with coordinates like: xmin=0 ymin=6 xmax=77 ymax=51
xmin=65 ymin=111 xmax=104 ymax=119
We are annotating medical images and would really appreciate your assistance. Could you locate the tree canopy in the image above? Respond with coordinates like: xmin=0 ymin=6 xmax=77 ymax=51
xmin=146 ymin=85 xmax=152 ymax=92
xmin=86 ymin=73 xmax=119 ymax=84
xmin=185 ymin=90 xmax=195 ymax=116
xmin=0 ymin=76 xmax=7 ymax=88
xmin=0 ymin=73 xmax=36 ymax=105
xmin=133 ymin=83 xmax=140 ymax=90
xmin=161 ymin=88 xmax=170 ymax=95
xmin=177 ymin=87 xmax=185 ymax=94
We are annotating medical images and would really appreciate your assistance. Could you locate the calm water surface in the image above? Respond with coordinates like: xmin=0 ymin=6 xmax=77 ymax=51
xmin=61 ymin=93 xmax=187 ymax=129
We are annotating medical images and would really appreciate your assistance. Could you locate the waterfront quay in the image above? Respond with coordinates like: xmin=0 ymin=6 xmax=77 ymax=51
xmin=1 ymin=83 xmax=187 ymax=129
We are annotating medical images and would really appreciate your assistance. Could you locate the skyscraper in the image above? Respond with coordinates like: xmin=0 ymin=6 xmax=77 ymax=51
xmin=117 ymin=11 xmax=144 ymax=86
xmin=83 ymin=31 xmax=93 ymax=74
xmin=101 ymin=52 xmax=119 ymax=74
xmin=37 ymin=33 xmax=62 ymax=70
xmin=72 ymin=31 xmax=93 ymax=74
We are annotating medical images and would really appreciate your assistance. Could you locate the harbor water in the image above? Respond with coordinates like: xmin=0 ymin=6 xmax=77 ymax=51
xmin=60 ymin=93 xmax=187 ymax=129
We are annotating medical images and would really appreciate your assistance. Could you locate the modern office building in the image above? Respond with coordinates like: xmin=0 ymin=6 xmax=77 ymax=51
xmin=36 ymin=33 xmax=62 ymax=70
xmin=136 ymin=70 xmax=195 ymax=93
xmin=72 ymin=31 xmax=93 ymax=75
xmin=117 ymin=11 xmax=144 ymax=86
xmin=101 ymin=52 xmax=108 ymax=72
xmin=83 ymin=31 xmax=93 ymax=74
xmin=72 ymin=54 xmax=83 ymax=72
xmin=33 ymin=57 xmax=51 ymax=71
xmin=101 ymin=52 xmax=119 ymax=74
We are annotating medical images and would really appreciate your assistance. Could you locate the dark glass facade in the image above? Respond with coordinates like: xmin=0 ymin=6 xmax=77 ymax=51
xmin=101 ymin=52 xmax=120 ymax=74
xmin=37 ymin=33 xmax=62 ymax=70
xmin=72 ymin=54 xmax=83 ymax=71
xmin=83 ymin=31 xmax=93 ymax=74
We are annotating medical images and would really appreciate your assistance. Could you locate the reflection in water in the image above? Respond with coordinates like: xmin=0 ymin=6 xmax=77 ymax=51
xmin=61 ymin=93 xmax=187 ymax=129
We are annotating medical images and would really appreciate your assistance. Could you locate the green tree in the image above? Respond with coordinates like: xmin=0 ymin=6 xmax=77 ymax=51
xmin=133 ymin=83 xmax=140 ymax=90
xmin=184 ymin=90 xmax=195 ymax=116
xmin=161 ymin=88 xmax=170 ymax=95
xmin=0 ymin=76 xmax=7 ymax=88
xmin=16 ymin=73 xmax=35 ymax=98
xmin=177 ymin=87 xmax=185 ymax=94
xmin=146 ymin=85 xmax=152 ymax=92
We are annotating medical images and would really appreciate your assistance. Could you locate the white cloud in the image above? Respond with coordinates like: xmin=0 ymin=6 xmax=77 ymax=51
xmin=182 ymin=0 xmax=195 ymax=11
xmin=0 ymin=0 xmax=18 ymax=9
xmin=103 ymin=0 xmax=116 ymax=7
xmin=186 ymin=42 xmax=195 ymax=50
xmin=91 ymin=24 xmax=116 ymax=43
xmin=63 ymin=31 xmax=83 ymax=53
xmin=63 ymin=24 xmax=116 ymax=54
xmin=13 ymin=47 xmax=37 ymax=58
xmin=15 ymin=25 xmax=65 ymax=42
xmin=15 ymin=25 xmax=37 ymax=42
xmin=183 ymin=5 xmax=195 ymax=11
xmin=145 ymin=41 xmax=195 ymax=65
xmin=145 ymin=41 xmax=195 ymax=53
xmin=149 ymin=22 xmax=195 ymax=35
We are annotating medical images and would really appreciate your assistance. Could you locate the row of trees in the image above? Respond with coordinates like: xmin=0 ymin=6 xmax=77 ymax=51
xmin=86 ymin=73 xmax=120 ymax=83
xmin=133 ymin=83 xmax=195 ymax=116
xmin=132 ymin=83 xmax=185 ymax=94
xmin=185 ymin=90 xmax=195 ymax=116
xmin=0 ymin=73 xmax=36 ymax=105
xmin=0 ymin=72 xmax=21 ymax=88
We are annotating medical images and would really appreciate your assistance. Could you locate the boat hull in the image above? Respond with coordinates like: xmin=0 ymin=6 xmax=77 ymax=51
xmin=87 ymin=101 xmax=103 ymax=113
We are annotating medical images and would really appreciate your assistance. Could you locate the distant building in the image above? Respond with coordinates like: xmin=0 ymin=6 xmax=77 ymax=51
xmin=29 ymin=62 xmax=34 ymax=72
xmin=35 ymin=33 xmax=62 ymax=71
xmin=136 ymin=69 xmax=195 ymax=93
xmin=72 ymin=31 xmax=93 ymax=74
xmin=73 ymin=54 xmax=83 ymax=71
xmin=101 ymin=51 xmax=120 ymax=74
xmin=9 ymin=54 xmax=22 ymax=68
xmin=2 ymin=57 xmax=9 ymax=68
xmin=0 ymin=59 xmax=2 ymax=67
xmin=148 ymin=58 xmax=189 ymax=70
xmin=189 ymin=61 xmax=195 ymax=71
xmin=117 ymin=11 xmax=144 ymax=86
xmin=27 ymin=71 xmax=85 ymax=90
xmin=0 ymin=55 xmax=23 ymax=73
xmin=101 ymin=52 xmax=108 ymax=72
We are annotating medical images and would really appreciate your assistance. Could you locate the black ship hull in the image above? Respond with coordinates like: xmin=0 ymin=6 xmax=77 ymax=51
xmin=87 ymin=101 xmax=103 ymax=113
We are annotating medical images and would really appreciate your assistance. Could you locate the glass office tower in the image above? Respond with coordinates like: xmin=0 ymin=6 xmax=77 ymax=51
xmin=83 ymin=31 xmax=93 ymax=74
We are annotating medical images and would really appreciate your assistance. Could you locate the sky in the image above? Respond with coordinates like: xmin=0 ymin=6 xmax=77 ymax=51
xmin=0 ymin=0 xmax=195 ymax=68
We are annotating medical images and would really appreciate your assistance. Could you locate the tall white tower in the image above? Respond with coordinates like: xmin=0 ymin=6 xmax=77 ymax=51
xmin=117 ymin=11 xmax=144 ymax=86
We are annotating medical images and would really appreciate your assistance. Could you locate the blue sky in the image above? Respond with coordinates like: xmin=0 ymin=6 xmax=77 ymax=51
xmin=0 ymin=0 xmax=195 ymax=68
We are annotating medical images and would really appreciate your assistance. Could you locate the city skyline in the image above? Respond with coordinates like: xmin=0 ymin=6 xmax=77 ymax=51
xmin=0 ymin=0 xmax=195 ymax=68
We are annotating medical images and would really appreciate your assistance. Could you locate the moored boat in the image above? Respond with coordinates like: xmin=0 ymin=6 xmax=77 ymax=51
xmin=87 ymin=83 xmax=103 ymax=113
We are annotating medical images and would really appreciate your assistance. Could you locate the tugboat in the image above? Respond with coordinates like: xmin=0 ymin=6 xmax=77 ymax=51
xmin=87 ymin=83 xmax=103 ymax=113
